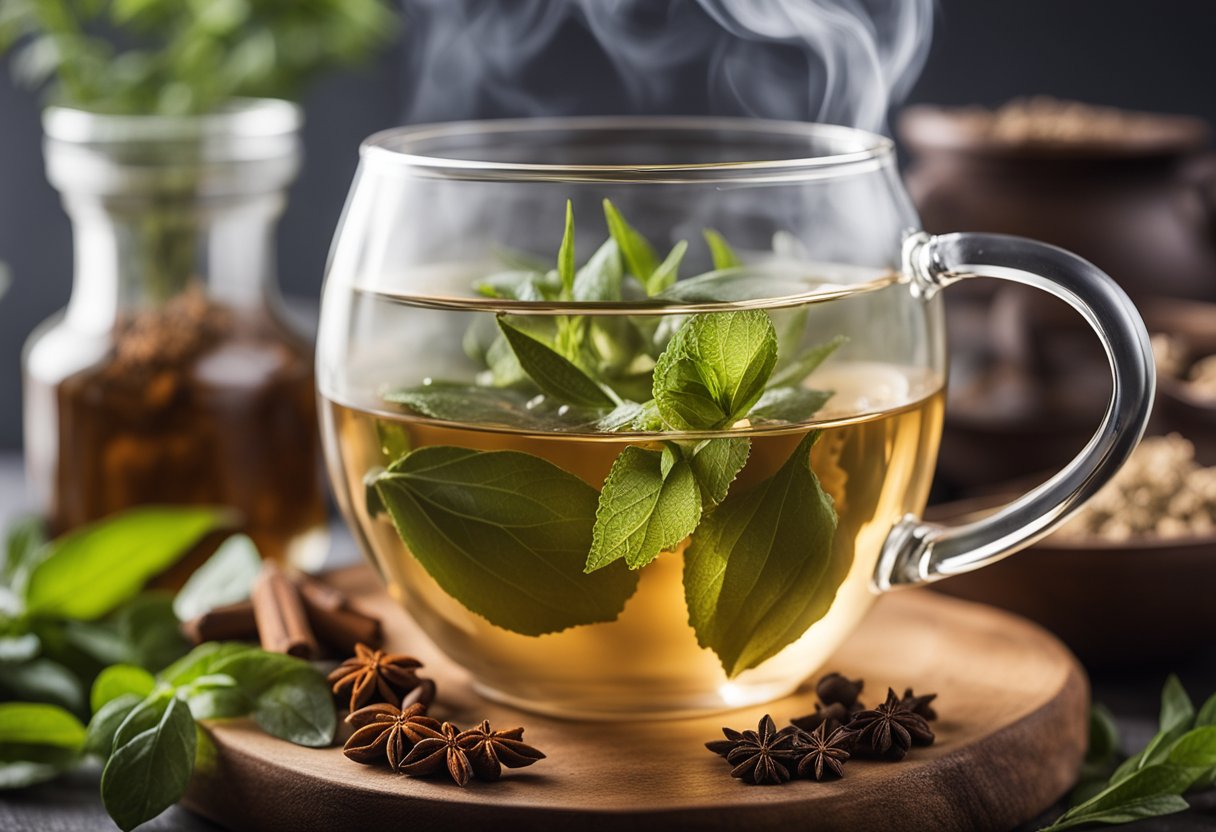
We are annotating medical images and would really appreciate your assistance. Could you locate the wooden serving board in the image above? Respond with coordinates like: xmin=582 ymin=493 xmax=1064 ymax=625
xmin=183 ymin=566 xmax=1088 ymax=832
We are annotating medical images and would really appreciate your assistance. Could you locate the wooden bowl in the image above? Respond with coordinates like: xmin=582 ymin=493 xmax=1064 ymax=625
xmin=1143 ymin=298 xmax=1216 ymax=465
xmin=927 ymin=492 xmax=1216 ymax=667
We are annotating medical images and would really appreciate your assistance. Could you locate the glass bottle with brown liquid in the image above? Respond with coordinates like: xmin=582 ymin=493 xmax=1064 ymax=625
xmin=23 ymin=101 xmax=327 ymax=573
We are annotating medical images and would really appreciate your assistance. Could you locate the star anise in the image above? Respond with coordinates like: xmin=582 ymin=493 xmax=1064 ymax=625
xmin=850 ymin=688 xmax=935 ymax=761
xmin=705 ymin=715 xmax=800 ymax=785
xmin=816 ymin=672 xmax=865 ymax=711
xmin=342 ymin=702 xmax=441 ymax=772
xmin=790 ymin=701 xmax=853 ymax=734
xmin=899 ymin=687 xmax=938 ymax=721
xmin=400 ymin=721 xmax=475 ymax=786
xmin=791 ymin=722 xmax=854 ymax=781
xmin=455 ymin=720 xmax=546 ymax=781
xmin=327 ymin=643 xmax=423 ymax=711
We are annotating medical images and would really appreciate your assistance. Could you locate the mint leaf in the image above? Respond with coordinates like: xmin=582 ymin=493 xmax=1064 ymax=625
xmin=1043 ymin=796 xmax=1190 ymax=831
xmin=557 ymin=199 xmax=576 ymax=294
xmin=90 ymin=664 xmax=156 ymax=713
xmin=573 ymin=239 xmax=623 ymax=302
xmin=586 ymin=445 xmax=702 ymax=572
xmin=85 ymin=694 xmax=143 ymax=758
xmin=688 ymin=438 xmax=750 ymax=506
xmin=603 ymin=199 xmax=658 ymax=286
xmin=769 ymin=334 xmax=847 ymax=388
xmin=373 ymin=446 xmax=639 ymax=636
xmin=23 ymin=508 xmax=228 ymax=620
xmin=3 ymin=515 xmax=47 ymax=592
xmin=657 ymin=269 xmax=815 ymax=303
xmin=173 ymin=534 xmax=262 ymax=621
xmin=653 ymin=310 xmax=778 ymax=430
xmin=385 ymin=384 xmax=580 ymax=431
xmin=750 ymin=386 xmax=833 ymax=423
xmin=112 ymin=593 xmax=189 ymax=672
xmin=101 ymin=694 xmax=196 ymax=832
xmin=703 ymin=229 xmax=741 ymax=270
xmin=476 ymin=270 xmax=560 ymax=301
xmin=684 ymin=431 xmax=841 ymax=676
xmin=498 ymin=317 xmax=617 ymax=409
xmin=646 ymin=240 xmax=688 ymax=295
xmin=252 ymin=669 xmax=335 ymax=747
xmin=595 ymin=402 xmax=647 ymax=432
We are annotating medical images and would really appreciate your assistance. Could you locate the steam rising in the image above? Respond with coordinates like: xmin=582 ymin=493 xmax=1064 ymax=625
xmin=399 ymin=0 xmax=933 ymax=132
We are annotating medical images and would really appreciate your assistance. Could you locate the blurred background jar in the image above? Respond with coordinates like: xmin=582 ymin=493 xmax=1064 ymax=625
xmin=23 ymin=101 xmax=328 ymax=569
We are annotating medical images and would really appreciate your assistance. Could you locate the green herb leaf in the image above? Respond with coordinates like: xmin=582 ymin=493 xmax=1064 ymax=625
xmin=112 ymin=593 xmax=189 ymax=672
xmin=1113 ymin=675 xmax=1197 ymax=780
xmin=1043 ymin=796 xmax=1190 ymax=831
xmin=253 ymin=669 xmax=335 ymax=747
xmin=498 ymin=317 xmax=617 ymax=409
xmin=91 ymin=665 xmax=156 ymax=713
xmin=684 ymin=431 xmax=841 ymax=676
xmin=0 ymin=658 xmax=85 ymax=713
xmin=2 ymin=514 xmax=47 ymax=592
xmin=475 ymin=270 xmax=561 ymax=301
xmin=101 ymin=694 xmax=196 ymax=832
xmin=84 ymin=693 xmax=143 ymax=758
xmin=173 ymin=534 xmax=262 ymax=622
xmin=603 ymin=199 xmax=658 ymax=286
xmin=687 ymin=438 xmax=751 ymax=507
xmin=23 ymin=508 xmax=228 ymax=620
xmin=0 ymin=702 xmax=86 ymax=750
xmin=749 ymin=386 xmax=833 ymax=423
xmin=586 ymin=445 xmax=702 ymax=572
xmin=376 ymin=419 xmax=412 ymax=463
xmin=652 ymin=310 xmax=778 ymax=430
xmin=656 ymin=269 xmax=815 ymax=303
xmin=646 ymin=240 xmax=688 ymax=295
xmin=768 ymin=334 xmax=848 ymax=388
xmin=1196 ymin=693 xmax=1216 ymax=727
xmin=385 ymin=384 xmax=590 ymax=431
xmin=703 ymin=229 xmax=741 ymax=270
xmin=373 ymin=446 xmax=639 ymax=635
xmin=573 ymin=239 xmax=623 ymax=302
xmin=160 ymin=642 xmax=255 ymax=688
xmin=557 ymin=199 xmax=576 ymax=295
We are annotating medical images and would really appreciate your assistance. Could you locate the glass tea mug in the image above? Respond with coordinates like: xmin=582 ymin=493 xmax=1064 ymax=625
xmin=316 ymin=118 xmax=1153 ymax=718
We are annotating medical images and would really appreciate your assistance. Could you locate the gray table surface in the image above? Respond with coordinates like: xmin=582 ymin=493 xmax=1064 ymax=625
xmin=1 ymin=453 xmax=1214 ymax=832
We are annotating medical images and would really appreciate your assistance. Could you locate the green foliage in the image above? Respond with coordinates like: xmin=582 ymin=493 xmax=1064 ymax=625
xmin=0 ymin=0 xmax=398 ymax=114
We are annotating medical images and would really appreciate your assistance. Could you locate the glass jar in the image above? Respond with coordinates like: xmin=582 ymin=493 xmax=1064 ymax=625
xmin=24 ymin=100 xmax=327 ymax=569
xmin=318 ymin=118 xmax=1153 ymax=718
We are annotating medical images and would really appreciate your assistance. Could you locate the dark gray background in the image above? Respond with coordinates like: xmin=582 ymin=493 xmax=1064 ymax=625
xmin=2 ymin=0 xmax=1216 ymax=450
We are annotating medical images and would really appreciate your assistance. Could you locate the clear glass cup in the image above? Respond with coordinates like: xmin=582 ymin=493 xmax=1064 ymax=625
xmin=317 ymin=117 xmax=1154 ymax=719
xmin=24 ymin=100 xmax=329 ymax=574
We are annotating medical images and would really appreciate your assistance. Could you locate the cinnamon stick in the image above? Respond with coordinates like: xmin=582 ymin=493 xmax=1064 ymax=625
xmin=251 ymin=561 xmax=319 ymax=659
xmin=296 ymin=577 xmax=383 ymax=653
xmin=181 ymin=600 xmax=258 ymax=645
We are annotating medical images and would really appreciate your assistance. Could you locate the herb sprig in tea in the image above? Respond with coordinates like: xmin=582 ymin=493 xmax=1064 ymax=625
xmin=372 ymin=201 xmax=848 ymax=676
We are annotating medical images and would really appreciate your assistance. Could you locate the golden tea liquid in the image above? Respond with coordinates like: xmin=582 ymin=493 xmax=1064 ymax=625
xmin=322 ymin=362 xmax=943 ymax=718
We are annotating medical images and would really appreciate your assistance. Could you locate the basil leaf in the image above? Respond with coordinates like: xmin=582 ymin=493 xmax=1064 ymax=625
xmin=84 ymin=693 xmax=143 ymax=758
xmin=769 ymin=334 xmax=848 ymax=388
xmin=373 ymin=446 xmax=639 ymax=635
xmin=586 ymin=446 xmax=702 ymax=572
xmin=23 ymin=508 xmax=228 ymax=620
xmin=61 ymin=620 xmax=132 ymax=668
xmin=0 ymin=702 xmax=84 ymax=789
xmin=101 ymin=694 xmax=196 ymax=832
xmin=252 ymin=668 xmax=335 ymax=747
xmin=2 ymin=515 xmax=47 ymax=592
xmin=749 ymin=386 xmax=833 ymax=423
xmin=684 ymin=431 xmax=841 ymax=676
xmin=498 ymin=317 xmax=616 ymax=408
xmin=183 ymin=674 xmax=250 ymax=721
xmin=173 ymin=534 xmax=262 ymax=622
xmin=703 ymin=229 xmax=741 ymax=270
xmin=160 ymin=642 xmax=257 ymax=687
xmin=1043 ymin=795 xmax=1190 ymax=831
xmin=0 ymin=658 xmax=84 ymax=712
xmin=0 ymin=702 xmax=86 ymax=750
xmin=688 ymin=438 xmax=751 ymax=507
xmin=112 ymin=593 xmax=189 ymax=672
xmin=557 ymin=199 xmax=575 ymax=294
xmin=603 ymin=199 xmax=658 ymax=285
xmin=111 ymin=691 xmax=175 ymax=750
xmin=646 ymin=240 xmax=688 ymax=295
xmin=653 ymin=310 xmax=778 ymax=430
xmin=91 ymin=664 xmax=156 ymax=713
xmin=205 ymin=649 xmax=314 ymax=696
xmin=573 ymin=239 xmax=622 ymax=302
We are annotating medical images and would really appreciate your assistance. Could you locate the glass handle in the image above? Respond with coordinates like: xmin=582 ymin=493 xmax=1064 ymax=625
xmin=873 ymin=232 xmax=1156 ymax=590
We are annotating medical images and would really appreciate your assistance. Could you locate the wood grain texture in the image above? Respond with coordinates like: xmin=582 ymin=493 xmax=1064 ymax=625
xmin=183 ymin=566 xmax=1088 ymax=832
